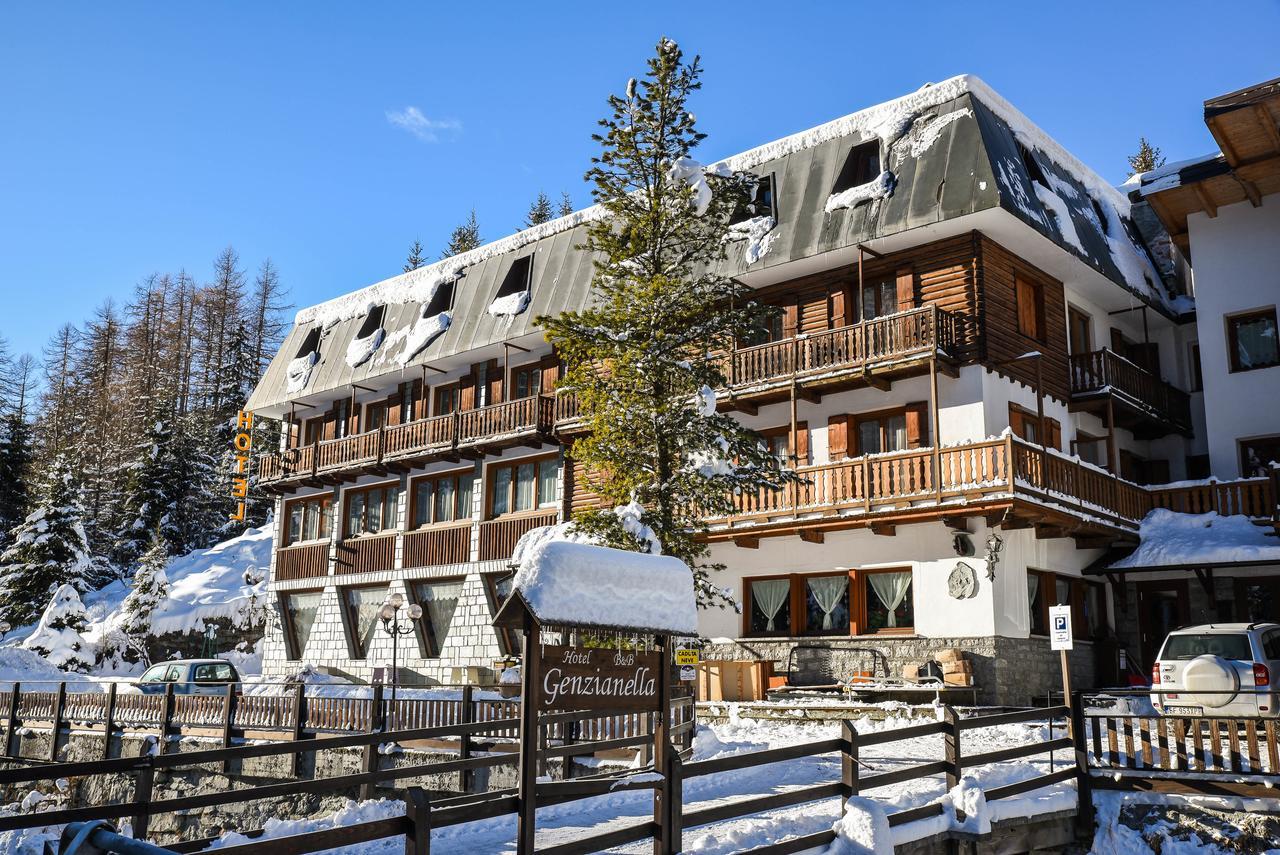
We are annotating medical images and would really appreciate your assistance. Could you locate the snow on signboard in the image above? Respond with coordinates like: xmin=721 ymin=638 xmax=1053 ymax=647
xmin=509 ymin=539 xmax=697 ymax=635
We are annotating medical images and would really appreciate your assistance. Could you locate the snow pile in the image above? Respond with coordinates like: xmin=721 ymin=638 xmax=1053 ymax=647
xmin=613 ymin=500 xmax=662 ymax=555
xmin=487 ymin=289 xmax=531 ymax=319
xmin=510 ymin=540 xmax=697 ymax=634
xmin=901 ymin=108 xmax=973 ymax=161
xmin=826 ymin=171 xmax=896 ymax=213
xmin=692 ymin=384 xmax=718 ymax=417
xmin=994 ymin=158 xmax=1044 ymax=225
xmin=688 ymin=436 xmax=735 ymax=478
xmin=827 ymin=796 xmax=892 ymax=854
xmin=726 ymin=216 xmax=777 ymax=265
xmin=1032 ymin=183 xmax=1086 ymax=255
xmin=143 ymin=523 xmax=271 ymax=635
xmin=510 ymin=521 xmax=600 ymax=568
xmin=207 ymin=798 xmax=406 ymax=849
xmin=296 ymin=266 xmax=458 ymax=328
xmin=0 ymin=647 xmax=82 ymax=686
xmin=670 ymin=156 xmax=715 ymax=216
xmin=285 ymin=351 xmax=317 ymax=394
xmin=22 ymin=585 xmax=91 ymax=671
xmin=344 ymin=327 xmax=385 ymax=368
xmin=1110 ymin=510 xmax=1280 ymax=570
xmin=378 ymin=309 xmax=451 ymax=367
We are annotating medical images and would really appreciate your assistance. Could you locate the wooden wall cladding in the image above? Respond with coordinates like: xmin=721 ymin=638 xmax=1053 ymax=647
xmin=976 ymin=235 xmax=1070 ymax=403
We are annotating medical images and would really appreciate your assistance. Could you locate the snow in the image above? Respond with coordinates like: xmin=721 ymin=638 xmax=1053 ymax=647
xmin=377 ymin=309 xmax=451 ymax=367
xmin=994 ymin=157 xmax=1044 ymax=225
xmin=693 ymin=385 xmax=718 ymax=417
xmin=1127 ymin=151 xmax=1222 ymax=196
xmin=0 ymin=646 xmax=80 ymax=686
xmin=829 ymin=797 xmax=892 ymax=854
xmin=670 ymin=156 xmax=714 ymax=216
xmin=22 ymin=585 xmax=91 ymax=671
xmin=825 ymin=171 xmax=896 ymax=213
xmin=725 ymin=216 xmax=777 ymax=265
xmin=1033 ymin=182 xmax=1086 ymax=255
xmin=487 ymin=289 xmax=531 ymax=319
xmin=613 ymin=500 xmax=662 ymax=555
xmin=900 ymin=108 xmax=973 ymax=161
xmin=285 ymin=351 xmax=317 ymax=394
xmin=1110 ymin=509 xmax=1280 ymax=570
xmin=296 ymin=267 xmax=458 ymax=328
xmin=345 ymin=327 xmax=385 ymax=368
xmin=510 ymin=540 xmax=697 ymax=634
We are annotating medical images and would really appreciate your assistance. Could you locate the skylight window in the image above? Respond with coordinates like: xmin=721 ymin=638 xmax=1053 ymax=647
xmin=295 ymin=327 xmax=321 ymax=360
xmin=355 ymin=304 xmax=385 ymax=340
xmin=730 ymin=174 xmax=776 ymax=225
xmin=832 ymin=140 xmax=882 ymax=194
xmin=489 ymin=254 xmax=533 ymax=318
xmin=1017 ymin=142 xmax=1049 ymax=187
xmin=423 ymin=278 xmax=455 ymax=317
xmin=1090 ymin=198 xmax=1110 ymax=235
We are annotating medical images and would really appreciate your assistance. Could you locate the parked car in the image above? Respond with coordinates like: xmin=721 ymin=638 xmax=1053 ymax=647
xmin=135 ymin=659 xmax=242 ymax=696
xmin=1151 ymin=623 xmax=1280 ymax=718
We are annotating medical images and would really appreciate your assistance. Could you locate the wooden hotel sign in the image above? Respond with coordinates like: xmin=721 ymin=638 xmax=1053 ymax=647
xmin=537 ymin=645 xmax=661 ymax=712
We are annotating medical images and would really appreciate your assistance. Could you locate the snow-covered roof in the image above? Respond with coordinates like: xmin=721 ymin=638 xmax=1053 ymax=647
xmin=1108 ymin=510 xmax=1280 ymax=571
xmin=249 ymin=74 xmax=1180 ymax=413
xmin=1126 ymin=152 xmax=1226 ymax=196
xmin=500 ymin=539 xmax=698 ymax=635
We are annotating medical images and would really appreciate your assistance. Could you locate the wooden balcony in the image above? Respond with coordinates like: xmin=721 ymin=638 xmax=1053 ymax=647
xmin=402 ymin=522 xmax=473 ymax=568
xmin=258 ymin=396 xmax=557 ymax=490
xmin=334 ymin=533 xmax=397 ymax=576
xmin=478 ymin=510 xmax=559 ymax=561
xmin=1069 ymin=349 xmax=1192 ymax=437
xmin=274 ymin=542 xmax=330 ymax=582
xmin=723 ymin=305 xmax=960 ymax=407
xmin=707 ymin=435 xmax=1271 ymax=546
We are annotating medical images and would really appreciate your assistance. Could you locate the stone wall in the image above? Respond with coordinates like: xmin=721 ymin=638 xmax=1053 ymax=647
xmin=704 ymin=634 xmax=1097 ymax=706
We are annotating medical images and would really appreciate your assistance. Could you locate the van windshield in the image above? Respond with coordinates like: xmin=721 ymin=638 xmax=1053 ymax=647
xmin=1161 ymin=634 xmax=1252 ymax=661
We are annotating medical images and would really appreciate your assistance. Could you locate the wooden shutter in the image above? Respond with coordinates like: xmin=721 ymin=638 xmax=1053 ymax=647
xmin=540 ymin=355 xmax=560 ymax=392
xmin=1110 ymin=327 xmax=1126 ymax=354
xmin=387 ymin=390 xmax=402 ymax=426
xmin=1016 ymin=278 xmax=1041 ymax=339
xmin=459 ymin=373 xmax=476 ymax=411
xmin=795 ymin=421 xmax=809 ymax=465
xmin=905 ymin=402 xmax=929 ymax=448
xmin=411 ymin=379 xmax=424 ymax=420
xmin=782 ymin=300 xmax=799 ymax=338
xmin=322 ymin=407 xmax=338 ymax=441
xmin=827 ymin=415 xmax=848 ymax=461
xmin=830 ymin=286 xmax=848 ymax=329
xmin=1046 ymin=417 xmax=1062 ymax=451
xmin=486 ymin=359 xmax=503 ymax=404
xmin=895 ymin=267 xmax=915 ymax=312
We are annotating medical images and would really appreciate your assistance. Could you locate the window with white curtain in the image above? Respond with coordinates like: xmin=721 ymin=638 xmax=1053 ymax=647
xmin=342 ymin=585 xmax=388 ymax=659
xmin=412 ymin=579 xmax=464 ymax=657
xmin=865 ymin=571 xmax=913 ymax=630
xmin=743 ymin=569 xmax=914 ymax=636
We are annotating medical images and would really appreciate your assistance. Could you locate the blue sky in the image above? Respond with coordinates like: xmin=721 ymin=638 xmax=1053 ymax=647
xmin=2 ymin=2 xmax=1277 ymax=360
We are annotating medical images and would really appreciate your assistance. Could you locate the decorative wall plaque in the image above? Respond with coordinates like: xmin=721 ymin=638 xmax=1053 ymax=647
xmin=948 ymin=561 xmax=978 ymax=599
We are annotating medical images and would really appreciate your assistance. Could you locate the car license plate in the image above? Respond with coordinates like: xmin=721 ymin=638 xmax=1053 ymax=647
xmin=1164 ymin=705 xmax=1202 ymax=716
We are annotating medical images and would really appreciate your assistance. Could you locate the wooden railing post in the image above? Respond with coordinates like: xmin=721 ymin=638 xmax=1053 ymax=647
xmin=943 ymin=705 xmax=962 ymax=791
xmin=656 ymin=749 xmax=683 ymax=855
xmin=49 ymin=681 xmax=66 ymax=762
xmin=1070 ymin=692 xmax=1095 ymax=835
xmin=133 ymin=755 xmax=155 ymax=840
xmin=841 ymin=719 xmax=859 ymax=812
xmin=159 ymin=682 xmax=175 ymax=756
xmin=458 ymin=684 xmax=474 ymax=792
xmin=404 ymin=786 xmax=431 ymax=855
xmin=102 ymin=681 xmax=118 ymax=761
xmin=220 ymin=683 xmax=237 ymax=774
xmin=377 ymin=424 xmax=386 ymax=464
xmin=290 ymin=683 xmax=307 ymax=777
xmin=5 ymin=682 xmax=19 ymax=759
xmin=361 ymin=683 xmax=385 ymax=800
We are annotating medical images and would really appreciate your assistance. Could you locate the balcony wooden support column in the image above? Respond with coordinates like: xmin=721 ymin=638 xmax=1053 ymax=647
xmin=930 ymin=357 xmax=942 ymax=506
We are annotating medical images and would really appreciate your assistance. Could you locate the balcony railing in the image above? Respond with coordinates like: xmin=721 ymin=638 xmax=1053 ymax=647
xmin=726 ymin=304 xmax=958 ymax=390
xmin=716 ymin=436 xmax=1269 ymax=534
xmin=402 ymin=522 xmax=473 ymax=568
xmin=334 ymin=532 xmax=397 ymax=576
xmin=1069 ymin=349 xmax=1192 ymax=432
xmin=274 ymin=542 xmax=330 ymax=582
xmin=259 ymin=396 xmax=557 ymax=486
xmin=478 ymin=510 xmax=559 ymax=562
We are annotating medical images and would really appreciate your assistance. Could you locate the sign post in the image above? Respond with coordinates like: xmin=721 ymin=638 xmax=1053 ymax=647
xmin=1049 ymin=604 xmax=1074 ymax=710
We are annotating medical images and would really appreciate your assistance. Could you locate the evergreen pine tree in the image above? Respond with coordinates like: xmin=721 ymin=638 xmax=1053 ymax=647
xmin=1128 ymin=137 xmax=1166 ymax=176
xmin=525 ymin=192 xmax=554 ymax=227
xmin=23 ymin=584 xmax=93 ymax=672
xmin=116 ymin=398 xmax=186 ymax=565
xmin=537 ymin=38 xmax=790 ymax=609
xmin=0 ymin=453 xmax=94 ymax=626
xmin=119 ymin=532 xmax=170 ymax=665
xmin=442 ymin=210 xmax=482 ymax=257
xmin=558 ymin=191 xmax=574 ymax=218
xmin=0 ymin=413 xmax=35 ymax=553
xmin=404 ymin=239 xmax=427 ymax=272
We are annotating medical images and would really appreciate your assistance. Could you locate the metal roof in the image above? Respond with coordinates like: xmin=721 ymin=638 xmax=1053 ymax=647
xmin=248 ymin=81 xmax=1175 ymax=414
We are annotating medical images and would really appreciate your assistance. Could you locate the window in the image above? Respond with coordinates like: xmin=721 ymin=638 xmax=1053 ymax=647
xmin=1068 ymin=307 xmax=1092 ymax=355
xmin=1161 ymin=633 xmax=1252 ymax=661
xmin=295 ymin=327 xmax=321 ymax=360
xmin=423 ymin=278 xmax=455 ymax=317
xmin=731 ymin=173 xmax=776 ymax=223
xmin=1018 ymin=142 xmax=1048 ymax=187
xmin=342 ymin=585 xmax=388 ymax=659
xmin=859 ymin=278 xmax=897 ymax=322
xmin=1027 ymin=570 xmax=1049 ymax=636
xmin=1008 ymin=403 xmax=1060 ymax=450
xmin=192 ymin=662 xmax=235 ymax=684
xmin=833 ymin=140 xmax=882 ymax=193
xmin=1080 ymin=582 xmax=1106 ymax=639
xmin=1240 ymin=436 xmax=1280 ymax=478
xmin=1090 ymin=198 xmax=1110 ymax=235
xmin=511 ymin=363 xmax=542 ymax=400
xmin=1015 ymin=276 xmax=1046 ymax=342
xmin=1026 ymin=571 xmax=1108 ymax=639
xmin=1188 ymin=343 xmax=1203 ymax=392
xmin=854 ymin=411 xmax=907 ymax=455
xmin=758 ymin=425 xmax=809 ymax=466
xmin=355 ymin=304 xmax=386 ymax=340
xmin=302 ymin=416 xmax=323 ymax=446
xmin=1074 ymin=431 xmax=1104 ymax=467
xmin=365 ymin=401 xmax=387 ymax=431
xmin=344 ymin=483 xmax=400 ymax=538
xmin=140 ymin=664 xmax=174 ymax=684
xmin=1227 ymin=308 xmax=1279 ymax=372
xmin=411 ymin=470 xmax=476 ymax=527
xmin=1185 ymin=454 xmax=1211 ymax=480
xmin=434 ymin=383 xmax=458 ymax=416
xmin=492 ymin=255 xmax=533 ymax=306
xmin=484 ymin=572 xmax=517 ymax=656
xmin=488 ymin=456 xmax=559 ymax=517
xmin=743 ymin=569 xmax=914 ymax=637
xmin=282 ymin=591 xmax=323 ymax=659
xmin=285 ymin=494 xmax=332 ymax=545
xmin=411 ymin=579 xmax=464 ymax=657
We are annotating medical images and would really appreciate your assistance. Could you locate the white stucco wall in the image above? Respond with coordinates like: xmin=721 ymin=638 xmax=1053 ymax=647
xmin=1186 ymin=199 xmax=1280 ymax=478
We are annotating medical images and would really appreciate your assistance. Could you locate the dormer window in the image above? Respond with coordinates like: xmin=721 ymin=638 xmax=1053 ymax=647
xmin=355 ymin=304 xmax=385 ymax=340
xmin=296 ymin=328 xmax=320 ymax=360
xmin=424 ymin=278 xmax=455 ymax=317
xmin=731 ymin=174 xmax=776 ymax=224
xmin=489 ymin=254 xmax=533 ymax=318
xmin=346 ymin=304 xmax=387 ymax=368
xmin=1090 ymin=198 xmax=1110 ymax=235
xmin=833 ymin=140 xmax=882 ymax=194
xmin=288 ymin=327 xmax=322 ymax=393
xmin=1017 ymin=142 xmax=1049 ymax=187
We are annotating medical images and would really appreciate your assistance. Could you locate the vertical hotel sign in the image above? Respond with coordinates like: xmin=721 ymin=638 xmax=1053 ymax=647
xmin=230 ymin=410 xmax=253 ymax=521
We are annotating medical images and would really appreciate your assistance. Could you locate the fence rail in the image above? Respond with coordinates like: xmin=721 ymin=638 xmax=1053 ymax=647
xmin=1069 ymin=348 xmax=1192 ymax=432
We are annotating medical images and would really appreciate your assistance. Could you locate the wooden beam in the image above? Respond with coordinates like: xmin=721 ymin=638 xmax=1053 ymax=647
xmin=725 ymin=398 xmax=758 ymax=416
xmin=869 ymin=522 xmax=896 ymax=537
xmin=941 ymin=516 xmax=971 ymax=533
xmin=936 ymin=360 xmax=959 ymax=379
xmin=861 ymin=373 xmax=891 ymax=392
xmin=1236 ymin=175 xmax=1263 ymax=207
xmin=1073 ymin=535 xmax=1113 ymax=550
xmin=1192 ymin=182 xmax=1218 ymax=218
xmin=1207 ymin=115 xmax=1243 ymax=166
xmin=794 ymin=386 xmax=821 ymax=404
xmin=1035 ymin=524 xmax=1069 ymax=541
xmin=1001 ymin=515 xmax=1034 ymax=531
xmin=1255 ymin=104 xmax=1280 ymax=152
xmin=733 ymin=536 xmax=760 ymax=550
xmin=798 ymin=529 xmax=824 ymax=544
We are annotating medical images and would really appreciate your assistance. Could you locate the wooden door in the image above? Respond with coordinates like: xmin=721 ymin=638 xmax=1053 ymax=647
xmin=1136 ymin=580 xmax=1190 ymax=669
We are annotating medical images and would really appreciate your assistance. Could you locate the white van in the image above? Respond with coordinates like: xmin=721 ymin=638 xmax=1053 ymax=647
xmin=1151 ymin=623 xmax=1280 ymax=718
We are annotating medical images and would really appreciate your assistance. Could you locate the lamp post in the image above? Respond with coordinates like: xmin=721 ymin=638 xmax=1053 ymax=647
xmin=379 ymin=593 xmax=422 ymax=722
